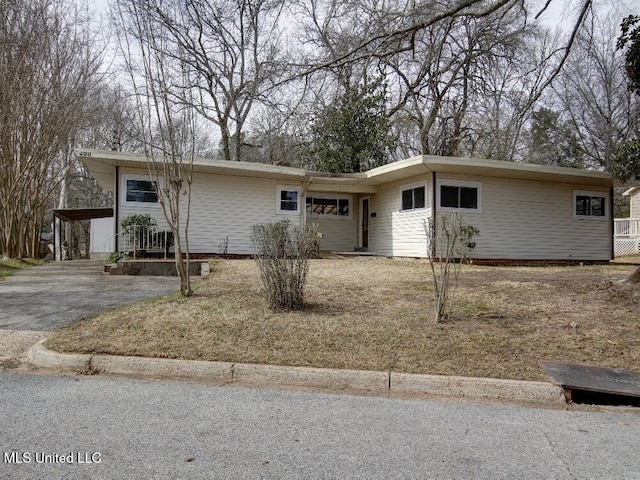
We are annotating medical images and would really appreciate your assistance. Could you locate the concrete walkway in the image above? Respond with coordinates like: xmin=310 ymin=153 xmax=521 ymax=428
xmin=0 ymin=260 xmax=177 ymax=331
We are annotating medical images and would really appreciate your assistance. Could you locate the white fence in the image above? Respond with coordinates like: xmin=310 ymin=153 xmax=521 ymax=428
xmin=115 ymin=225 xmax=173 ymax=259
xmin=614 ymin=218 xmax=640 ymax=238
xmin=614 ymin=218 xmax=640 ymax=257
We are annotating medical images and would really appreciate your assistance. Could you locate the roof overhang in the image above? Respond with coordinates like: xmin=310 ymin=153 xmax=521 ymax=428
xmin=623 ymin=186 xmax=640 ymax=196
xmin=53 ymin=208 xmax=114 ymax=222
xmin=77 ymin=149 xmax=310 ymax=191
xmin=77 ymin=150 xmax=613 ymax=194
xmin=363 ymin=155 xmax=613 ymax=187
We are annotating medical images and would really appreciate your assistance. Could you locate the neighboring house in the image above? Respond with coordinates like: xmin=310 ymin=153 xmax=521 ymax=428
xmin=79 ymin=149 xmax=613 ymax=262
xmin=614 ymin=187 xmax=640 ymax=257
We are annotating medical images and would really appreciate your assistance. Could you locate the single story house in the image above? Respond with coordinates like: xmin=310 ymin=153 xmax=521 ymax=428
xmin=79 ymin=149 xmax=614 ymax=262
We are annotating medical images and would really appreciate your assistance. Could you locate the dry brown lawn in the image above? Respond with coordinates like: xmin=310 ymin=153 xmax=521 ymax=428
xmin=0 ymin=258 xmax=45 ymax=281
xmin=45 ymin=258 xmax=640 ymax=382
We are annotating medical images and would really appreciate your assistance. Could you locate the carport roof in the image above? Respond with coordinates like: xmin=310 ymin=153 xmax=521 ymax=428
xmin=53 ymin=208 xmax=114 ymax=222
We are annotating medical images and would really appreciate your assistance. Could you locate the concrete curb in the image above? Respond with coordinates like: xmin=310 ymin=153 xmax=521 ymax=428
xmin=27 ymin=340 xmax=565 ymax=405
xmin=233 ymin=363 xmax=389 ymax=391
xmin=391 ymin=372 xmax=565 ymax=404
xmin=92 ymin=355 xmax=233 ymax=383
xmin=27 ymin=340 xmax=91 ymax=371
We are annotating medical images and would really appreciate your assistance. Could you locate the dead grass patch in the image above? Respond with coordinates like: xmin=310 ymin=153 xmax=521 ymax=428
xmin=46 ymin=258 xmax=640 ymax=382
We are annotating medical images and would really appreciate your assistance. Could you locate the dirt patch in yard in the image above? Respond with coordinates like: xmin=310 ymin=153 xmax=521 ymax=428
xmin=45 ymin=258 xmax=640 ymax=382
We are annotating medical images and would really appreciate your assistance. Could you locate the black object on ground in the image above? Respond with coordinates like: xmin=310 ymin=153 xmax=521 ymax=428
xmin=541 ymin=361 xmax=640 ymax=406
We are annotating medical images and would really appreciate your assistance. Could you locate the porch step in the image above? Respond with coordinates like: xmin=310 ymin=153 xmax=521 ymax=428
xmin=334 ymin=251 xmax=378 ymax=257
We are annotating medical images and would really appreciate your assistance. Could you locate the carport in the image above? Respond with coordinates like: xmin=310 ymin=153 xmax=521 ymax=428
xmin=52 ymin=208 xmax=113 ymax=260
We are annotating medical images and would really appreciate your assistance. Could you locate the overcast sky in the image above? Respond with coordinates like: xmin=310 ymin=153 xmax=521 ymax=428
xmin=93 ymin=0 xmax=108 ymax=13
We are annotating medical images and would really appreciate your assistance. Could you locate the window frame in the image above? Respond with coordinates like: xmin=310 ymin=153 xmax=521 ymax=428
xmin=436 ymin=179 xmax=482 ymax=213
xmin=122 ymin=174 xmax=159 ymax=205
xmin=400 ymin=182 xmax=427 ymax=212
xmin=276 ymin=185 xmax=301 ymax=215
xmin=305 ymin=193 xmax=353 ymax=219
xmin=573 ymin=190 xmax=609 ymax=220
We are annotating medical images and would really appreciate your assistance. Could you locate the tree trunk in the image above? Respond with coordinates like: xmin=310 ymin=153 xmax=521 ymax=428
xmin=173 ymin=239 xmax=192 ymax=297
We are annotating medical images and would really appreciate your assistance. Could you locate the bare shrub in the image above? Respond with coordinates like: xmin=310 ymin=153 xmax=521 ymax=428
xmin=251 ymin=220 xmax=320 ymax=311
xmin=425 ymin=213 xmax=479 ymax=323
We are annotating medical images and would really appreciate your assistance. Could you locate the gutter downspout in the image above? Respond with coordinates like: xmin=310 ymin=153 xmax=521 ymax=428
xmin=114 ymin=166 xmax=120 ymax=252
xmin=610 ymin=185 xmax=614 ymax=261
xmin=431 ymin=170 xmax=437 ymax=258
xmin=302 ymin=178 xmax=313 ymax=229
xmin=52 ymin=214 xmax=56 ymax=262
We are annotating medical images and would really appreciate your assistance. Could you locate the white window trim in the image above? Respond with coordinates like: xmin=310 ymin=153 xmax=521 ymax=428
xmin=121 ymin=173 xmax=161 ymax=206
xmin=306 ymin=193 xmax=353 ymax=219
xmin=436 ymin=179 xmax=482 ymax=213
xmin=573 ymin=190 xmax=609 ymax=220
xmin=276 ymin=185 xmax=301 ymax=215
xmin=399 ymin=181 xmax=428 ymax=212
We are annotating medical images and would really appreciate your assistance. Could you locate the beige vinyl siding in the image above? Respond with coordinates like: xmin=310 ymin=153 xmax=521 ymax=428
xmin=369 ymin=174 xmax=432 ymax=257
xmin=188 ymin=173 xmax=302 ymax=254
xmin=437 ymin=174 xmax=611 ymax=261
xmin=631 ymin=190 xmax=640 ymax=218
xmin=116 ymin=166 xmax=611 ymax=260
xmin=308 ymin=214 xmax=358 ymax=252
xmin=118 ymin=168 xmax=168 ymax=232
xmin=369 ymin=172 xmax=610 ymax=260
xmin=118 ymin=168 xmax=303 ymax=254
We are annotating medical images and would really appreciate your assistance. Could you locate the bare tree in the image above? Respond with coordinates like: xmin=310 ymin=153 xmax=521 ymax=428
xmin=292 ymin=0 xmax=593 ymax=160
xmin=113 ymin=0 xmax=286 ymax=162
xmin=384 ymin=12 xmax=527 ymax=156
xmin=247 ymin=104 xmax=314 ymax=166
xmin=115 ymin=0 xmax=198 ymax=296
xmin=465 ymin=26 xmax=562 ymax=161
xmin=555 ymin=8 xmax=638 ymax=171
xmin=80 ymin=84 xmax=142 ymax=153
xmin=424 ymin=213 xmax=478 ymax=323
xmin=294 ymin=0 xmax=592 ymax=78
xmin=0 ymin=0 xmax=102 ymax=258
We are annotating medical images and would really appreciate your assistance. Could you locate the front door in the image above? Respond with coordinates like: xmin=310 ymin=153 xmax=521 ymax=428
xmin=360 ymin=197 xmax=369 ymax=249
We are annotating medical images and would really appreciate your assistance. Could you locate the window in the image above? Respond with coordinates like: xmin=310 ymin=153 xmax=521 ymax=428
xmin=441 ymin=185 xmax=477 ymax=209
xmin=276 ymin=186 xmax=300 ymax=214
xmin=124 ymin=176 xmax=158 ymax=203
xmin=574 ymin=191 xmax=607 ymax=218
xmin=306 ymin=195 xmax=351 ymax=218
xmin=401 ymin=186 xmax=426 ymax=211
xmin=437 ymin=180 xmax=481 ymax=212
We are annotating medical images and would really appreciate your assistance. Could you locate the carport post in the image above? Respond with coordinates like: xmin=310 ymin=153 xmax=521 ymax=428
xmin=54 ymin=214 xmax=62 ymax=261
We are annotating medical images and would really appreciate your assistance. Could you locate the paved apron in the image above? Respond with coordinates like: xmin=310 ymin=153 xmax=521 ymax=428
xmin=0 ymin=261 xmax=178 ymax=331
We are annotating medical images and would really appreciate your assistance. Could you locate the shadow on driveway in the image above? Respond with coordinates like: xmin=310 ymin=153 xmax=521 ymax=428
xmin=0 ymin=260 xmax=179 ymax=331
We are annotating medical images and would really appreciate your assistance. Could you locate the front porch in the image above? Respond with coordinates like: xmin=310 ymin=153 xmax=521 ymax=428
xmin=115 ymin=224 xmax=174 ymax=259
xmin=614 ymin=218 xmax=640 ymax=257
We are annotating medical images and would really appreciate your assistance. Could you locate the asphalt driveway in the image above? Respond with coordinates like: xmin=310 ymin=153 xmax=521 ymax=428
xmin=0 ymin=261 xmax=178 ymax=331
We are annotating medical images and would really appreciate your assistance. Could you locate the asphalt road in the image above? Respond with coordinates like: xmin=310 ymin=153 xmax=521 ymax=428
xmin=1 ymin=373 xmax=639 ymax=479
xmin=0 ymin=261 xmax=177 ymax=331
